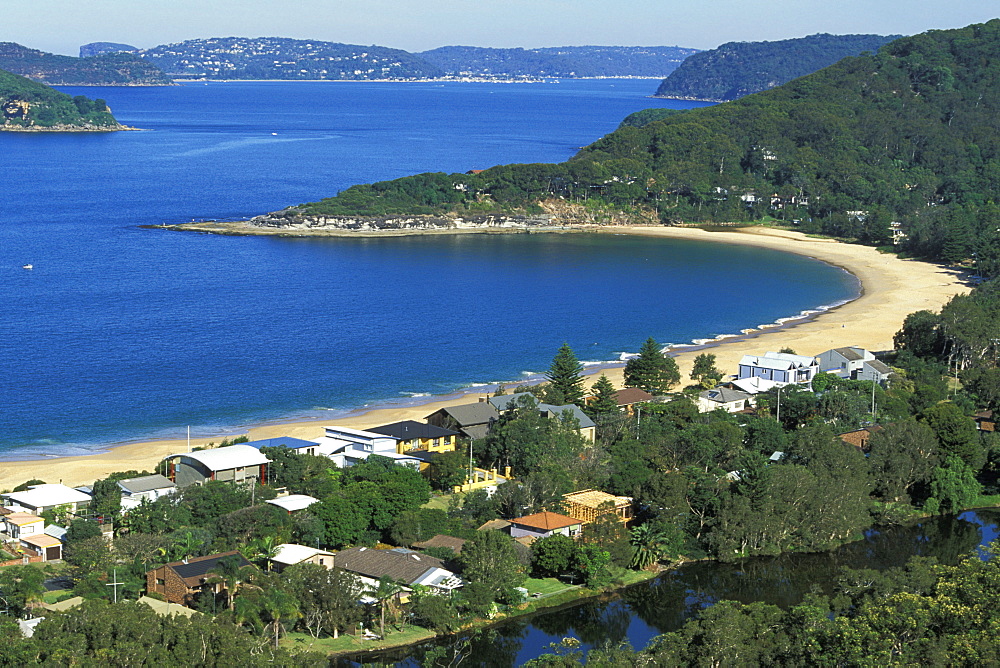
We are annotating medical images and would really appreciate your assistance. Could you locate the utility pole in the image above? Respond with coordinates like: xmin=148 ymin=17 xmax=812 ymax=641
xmin=106 ymin=568 xmax=124 ymax=604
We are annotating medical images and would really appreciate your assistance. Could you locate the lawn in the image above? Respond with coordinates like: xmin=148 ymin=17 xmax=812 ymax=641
xmin=422 ymin=491 xmax=465 ymax=511
xmin=523 ymin=577 xmax=575 ymax=598
xmin=284 ymin=625 xmax=436 ymax=655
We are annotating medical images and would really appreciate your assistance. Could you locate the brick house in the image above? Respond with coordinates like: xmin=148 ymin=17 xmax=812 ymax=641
xmin=146 ymin=550 xmax=252 ymax=606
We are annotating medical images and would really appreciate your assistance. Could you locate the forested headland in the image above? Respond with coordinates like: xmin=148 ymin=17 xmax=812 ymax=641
xmin=652 ymin=33 xmax=899 ymax=101
xmin=284 ymin=20 xmax=1000 ymax=278
xmin=0 ymin=42 xmax=172 ymax=86
xmin=0 ymin=69 xmax=127 ymax=131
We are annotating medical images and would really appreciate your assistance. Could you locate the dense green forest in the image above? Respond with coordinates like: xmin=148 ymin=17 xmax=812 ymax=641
xmin=0 ymin=42 xmax=171 ymax=85
xmin=652 ymin=33 xmax=899 ymax=101
xmin=0 ymin=68 xmax=123 ymax=129
xmin=290 ymin=20 xmax=1000 ymax=275
xmin=417 ymin=45 xmax=697 ymax=78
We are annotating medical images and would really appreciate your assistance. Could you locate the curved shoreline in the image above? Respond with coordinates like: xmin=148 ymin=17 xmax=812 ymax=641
xmin=0 ymin=226 xmax=970 ymax=490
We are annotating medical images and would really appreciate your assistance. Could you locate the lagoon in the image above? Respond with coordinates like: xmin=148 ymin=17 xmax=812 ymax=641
xmin=0 ymin=80 xmax=856 ymax=458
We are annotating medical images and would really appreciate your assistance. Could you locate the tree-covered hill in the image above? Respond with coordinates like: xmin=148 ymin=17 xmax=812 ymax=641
xmin=141 ymin=36 xmax=444 ymax=80
xmin=417 ymin=45 xmax=697 ymax=78
xmin=79 ymin=42 xmax=140 ymax=58
xmin=653 ymin=33 xmax=900 ymax=101
xmin=0 ymin=68 xmax=125 ymax=130
xmin=288 ymin=20 xmax=1000 ymax=276
xmin=0 ymin=42 xmax=172 ymax=85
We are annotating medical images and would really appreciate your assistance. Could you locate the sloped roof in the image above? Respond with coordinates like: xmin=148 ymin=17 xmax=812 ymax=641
xmin=478 ymin=519 xmax=511 ymax=532
xmin=614 ymin=388 xmax=653 ymax=405
xmin=20 ymin=533 xmax=61 ymax=549
xmin=368 ymin=420 xmax=460 ymax=440
xmin=272 ymin=543 xmax=334 ymax=565
xmin=4 ymin=484 xmax=92 ymax=508
xmin=428 ymin=402 xmax=498 ymax=427
xmin=412 ymin=535 xmax=467 ymax=555
xmin=700 ymin=387 xmax=753 ymax=404
xmin=136 ymin=596 xmax=201 ymax=618
xmin=832 ymin=347 xmax=866 ymax=361
xmin=333 ymin=546 xmax=449 ymax=585
xmin=490 ymin=394 xmax=596 ymax=429
xmin=177 ymin=445 xmax=270 ymax=471
xmin=510 ymin=511 xmax=581 ymax=531
xmin=265 ymin=494 xmax=319 ymax=513
xmin=864 ymin=359 xmax=893 ymax=375
xmin=162 ymin=550 xmax=251 ymax=586
xmin=117 ymin=474 xmax=176 ymax=495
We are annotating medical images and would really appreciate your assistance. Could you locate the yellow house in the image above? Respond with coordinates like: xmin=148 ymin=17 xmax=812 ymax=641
xmin=367 ymin=420 xmax=460 ymax=455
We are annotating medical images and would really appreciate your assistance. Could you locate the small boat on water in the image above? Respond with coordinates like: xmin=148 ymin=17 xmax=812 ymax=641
xmin=22 ymin=264 xmax=33 ymax=270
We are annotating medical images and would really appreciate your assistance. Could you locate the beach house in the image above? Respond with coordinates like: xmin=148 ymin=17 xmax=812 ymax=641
xmin=366 ymin=420 xmax=459 ymax=455
xmin=1 ymin=483 xmax=92 ymax=516
xmin=696 ymin=387 xmax=756 ymax=413
xmin=738 ymin=352 xmax=819 ymax=386
xmin=162 ymin=445 xmax=271 ymax=488
xmin=314 ymin=425 xmax=422 ymax=469
xmin=117 ymin=474 xmax=177 ymax=512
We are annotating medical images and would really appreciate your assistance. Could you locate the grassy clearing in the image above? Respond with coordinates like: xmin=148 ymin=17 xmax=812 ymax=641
xmin=284 ymin=626 xmax=436 ymax=655
xmin=422 ymin=491 xmax=465 ymax=511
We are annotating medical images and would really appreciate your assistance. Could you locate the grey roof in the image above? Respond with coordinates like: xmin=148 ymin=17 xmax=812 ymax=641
xmin=117 ymin=474 xmax=176 ymax=495
xmin=44 ymin=524 xmax=67 ymax=540
xmin=489 ymin=394 xmax=596 ymax=429
xmin=333 ymin=546 xmax=447 ymax=585
xmin=700 ymin=387 xmax=753 ymax=404
xmin=462 ymin=424 xmax=492 ymax=440
xmin=865 ymin=360 xmax=893 ymax=375
xmin=368 ymin=420 xmax=460 ymax=440
xmin=427 ymin=402 xmax=498 ymax=427
xmin=832 ymin=347 xmax=865 ymax=361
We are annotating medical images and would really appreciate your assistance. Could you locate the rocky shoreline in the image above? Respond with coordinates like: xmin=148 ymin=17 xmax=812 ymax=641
xmin=0 ymin=122 xmax=138 ymax=132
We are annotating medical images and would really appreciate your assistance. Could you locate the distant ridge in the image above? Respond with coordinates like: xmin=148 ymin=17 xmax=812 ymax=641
xmin=417 ymin=45 xmax=698 ymax=78
xmin=0 ymin=42 xmax=171 ymax=86
xmin=80 ymin=42 xmax=139 ymax=58
xmin=653 ymin=33 xmax=900 ymax=101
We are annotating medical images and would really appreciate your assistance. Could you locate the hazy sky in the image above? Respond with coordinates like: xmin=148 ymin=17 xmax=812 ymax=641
xmin=8 ymin=1 xmax=999 ymax=56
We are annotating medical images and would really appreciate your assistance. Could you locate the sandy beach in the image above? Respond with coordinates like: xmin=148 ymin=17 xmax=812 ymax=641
xmin=0 ymin=226 xmax=970 ymax=491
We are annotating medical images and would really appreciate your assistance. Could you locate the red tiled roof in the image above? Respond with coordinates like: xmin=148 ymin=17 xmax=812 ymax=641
xmin=510 ymin=511 xmax=580 ymax=531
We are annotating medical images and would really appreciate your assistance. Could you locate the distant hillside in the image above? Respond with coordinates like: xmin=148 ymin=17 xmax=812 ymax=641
xmin=0 ymin=68 xmax=126 ymax=131
xmin=282 ymin=20 xmax=1000 ymax=273
xmin=653 ymin=33 xmax=900 ymax=101
xmin=141 ymin=37 xmax=444 ymax=80
xmin=417 ymin=45 xmax=697 ymax=78
xmin=80 ymin=42 xmax=139 ymax=58
xmin=0 ymin=42 xmax=171 ymax=85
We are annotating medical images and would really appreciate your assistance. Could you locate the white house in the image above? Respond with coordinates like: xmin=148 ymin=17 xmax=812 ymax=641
xmin=3 ymin=512 xmax=45 ymax=540
xmin=738 ymin=352 xmax=819 ymax=386
xmin=2 ymin=484 xmax=92 ymax=516
xmin=265 ymin=494 xmax=319 ymax=514
xmin=817 ymin=347 xmax=875 ymax=379
xmin=858 ymin=359 xmax=893 ymax=384
xmin=270 ymin=543 xmax=336 ymax=571
xmin=118 ymin=474 xmax=178 ymax=512
xmin=315 ymin=426 xmax=421 ymax=469
xmin=162 ymin=445 xmax=271 ymax=488
xmin=696 ymin=387 xmax=755 ymax=413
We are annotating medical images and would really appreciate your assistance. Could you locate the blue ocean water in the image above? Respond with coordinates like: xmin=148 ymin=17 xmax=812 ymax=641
xmin=0 ymin=80 xmax=857 ymax=458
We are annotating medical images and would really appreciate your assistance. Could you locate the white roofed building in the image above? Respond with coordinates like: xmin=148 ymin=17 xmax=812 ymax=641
xmin=265 ymin=494 xmax=319 ymax=514
xmin=270 ymin=543 xmax=336 ymax=571
xmin=2 ymin=484 xmax=92 ymax=515
xmin=315 ymin=425 xmax=421 ymax=469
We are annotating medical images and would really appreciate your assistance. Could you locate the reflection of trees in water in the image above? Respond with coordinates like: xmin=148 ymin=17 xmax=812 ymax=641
xmin=530 ymin=600 xmax=632 ymax=645
xmin=343 ymin=513 xmax=997 ymax=666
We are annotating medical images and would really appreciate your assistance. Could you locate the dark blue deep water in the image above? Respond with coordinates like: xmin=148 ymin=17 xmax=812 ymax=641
xmin=0 ymin=80 xmax=857 ymax=458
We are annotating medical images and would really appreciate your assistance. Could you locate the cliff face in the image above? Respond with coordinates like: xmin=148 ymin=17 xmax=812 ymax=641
xmin=0 ymin=68 xmax=127 ymax=131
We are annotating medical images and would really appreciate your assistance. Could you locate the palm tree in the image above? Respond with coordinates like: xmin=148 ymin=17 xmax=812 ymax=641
xmin=207 ymin=554 xmax=250 ymax=611
xmin=629 ymin=524 xmax=667 ymax=570
xmin=260 ymin=588 xmax=300 ymax=648
xmin=369 ymin=577 xmax=404 ymax=639
xmin=172 ymin=530 xmax=204 ymax=561
xmin=246 ymin=535 xmax=281 ymax=572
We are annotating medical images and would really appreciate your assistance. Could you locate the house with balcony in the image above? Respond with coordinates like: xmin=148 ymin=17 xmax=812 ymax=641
xmin=366 ymin=420 xmax=459 ymax=455
xmin=738 ymin=352 xmax=819 ymax=387
xmin=314 ymin=425 xmax=422 ymax=469
xmin=162 ymin=445 xmax=271 ymax=488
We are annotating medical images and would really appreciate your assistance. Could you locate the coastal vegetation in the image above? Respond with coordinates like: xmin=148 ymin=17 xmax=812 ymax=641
xmin=0 ymin=68 xmax=125 ymax=130
xmin=0 ymin=42 xmax=172 ymax=86
xmin=286 ymin=20 xmax=1000 ymax=276
xmin=652 ymin=32 xmax=899 ymax=101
